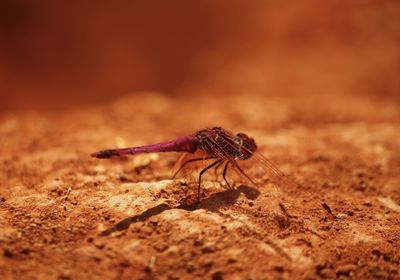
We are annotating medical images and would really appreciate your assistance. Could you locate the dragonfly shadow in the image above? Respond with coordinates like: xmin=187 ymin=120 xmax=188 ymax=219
xmin=178 ymin=185 xmax=260 ymax=212
xmin=100 ymin=185 xmax=260 ymax=236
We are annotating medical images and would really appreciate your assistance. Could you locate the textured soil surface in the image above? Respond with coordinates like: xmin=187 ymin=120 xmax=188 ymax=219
xmin=1 ymin=92 xmax=400 ymax=279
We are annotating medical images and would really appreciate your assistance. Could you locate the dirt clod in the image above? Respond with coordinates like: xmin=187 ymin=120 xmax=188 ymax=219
xmin=212 ymin=271 xmax=223 ymax=280
xmin=336 ymin=264 xmax=357 ymax=277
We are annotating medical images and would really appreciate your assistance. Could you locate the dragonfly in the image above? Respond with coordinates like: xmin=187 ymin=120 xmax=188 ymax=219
xmin=91 ymin=127 xmax=294 ymax=203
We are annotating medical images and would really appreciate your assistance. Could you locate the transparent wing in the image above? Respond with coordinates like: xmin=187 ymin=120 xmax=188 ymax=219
xmin=203 ymin=128 xmax=299 ymax=190
xmin=236 ymin=151 xmax=299 ymax=189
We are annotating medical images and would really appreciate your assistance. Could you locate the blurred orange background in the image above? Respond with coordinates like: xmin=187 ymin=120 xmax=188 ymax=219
xmin=0 ymin=1 xmax=399 ymax=111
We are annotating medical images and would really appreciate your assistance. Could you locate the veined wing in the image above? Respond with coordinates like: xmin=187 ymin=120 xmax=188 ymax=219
xmin=203 ymin=128 xmax=298 ymax=190
xmin=237 ymin=150 xmax=299 ymax=189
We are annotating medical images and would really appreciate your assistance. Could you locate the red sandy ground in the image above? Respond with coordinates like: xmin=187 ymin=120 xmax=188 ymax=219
xmin=0 ymin=92 xmax=399 ymax=279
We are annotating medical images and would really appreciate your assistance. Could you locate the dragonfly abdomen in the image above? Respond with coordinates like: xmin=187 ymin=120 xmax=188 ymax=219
xmin=91 ymin=135 xmax=199 ymax=159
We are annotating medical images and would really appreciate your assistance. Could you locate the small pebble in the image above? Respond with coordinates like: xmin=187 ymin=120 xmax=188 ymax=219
xmin=46 ymin=180 xmax=63 ymax=192
xmin=202 ymin=243 xmax=216 ymax=253
xmin=336 ymin=264 xmax=356 ymax=277
xmin=212 ymin=271 xmax=223 ymax=280
xmin=3 ymin=249 xmax=13 ymax=258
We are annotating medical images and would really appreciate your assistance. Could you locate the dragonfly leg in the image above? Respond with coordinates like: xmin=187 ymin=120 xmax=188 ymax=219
xmin=213 ymin=161 xmax=224 ymax=181
xmin=173 ymin=157 xmax=214 ymax=179
xmin=232 ymin=161 xmax=258 ymax=187
xmin=197 ymin=160 xmax=223 ymax=203
xmin=222 ymin=161 xmax=233 ymax=190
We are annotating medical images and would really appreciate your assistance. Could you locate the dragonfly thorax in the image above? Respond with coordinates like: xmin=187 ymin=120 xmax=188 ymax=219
xmin=196 ymin=128 xmax=257 ymax=160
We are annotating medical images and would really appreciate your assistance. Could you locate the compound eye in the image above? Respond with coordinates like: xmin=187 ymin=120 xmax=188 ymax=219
xmin=233 ymin=134 xmax=241 ymax=144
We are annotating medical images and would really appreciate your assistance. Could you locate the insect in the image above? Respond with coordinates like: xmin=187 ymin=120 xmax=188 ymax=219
xmin=91 ymin=127 xmax=293 ymax=203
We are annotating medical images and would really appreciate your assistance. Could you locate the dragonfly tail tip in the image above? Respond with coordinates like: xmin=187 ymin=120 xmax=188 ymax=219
xmin=90 ymin=149 xmax=118 ymax=159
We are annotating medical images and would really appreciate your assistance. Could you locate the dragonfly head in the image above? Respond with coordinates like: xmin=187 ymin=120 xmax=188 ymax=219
xmin=235 ymin=133 xmax=257 ymax=159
